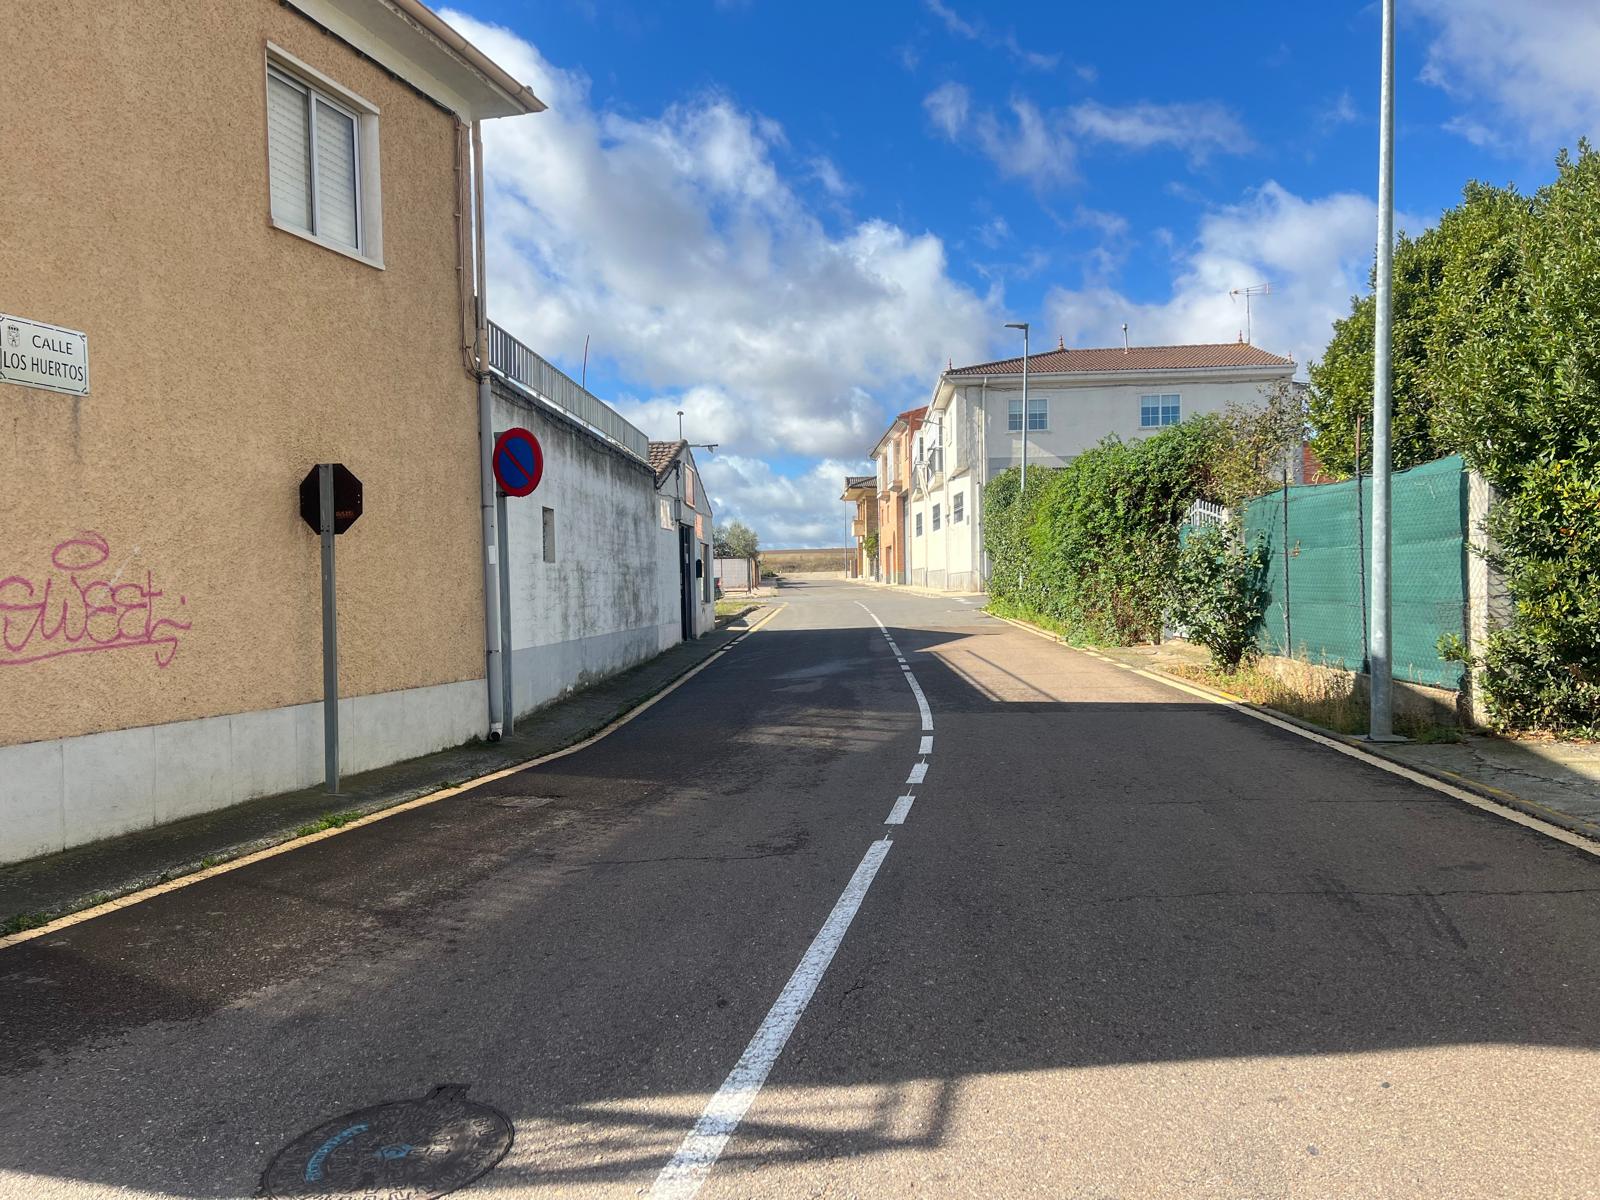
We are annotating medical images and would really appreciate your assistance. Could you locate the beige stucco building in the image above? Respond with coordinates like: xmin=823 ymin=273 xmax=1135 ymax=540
xmin=0 ymin=0 xmax=543 ymax=862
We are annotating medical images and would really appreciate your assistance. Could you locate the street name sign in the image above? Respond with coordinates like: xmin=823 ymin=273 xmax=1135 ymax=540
xmin=0 ymin=313 xmax=89 ymax=395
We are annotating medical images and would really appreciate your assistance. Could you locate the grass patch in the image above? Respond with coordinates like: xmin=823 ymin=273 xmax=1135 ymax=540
xmin=715 ymin=600 xmax=760 ymax=625
xmin=1167 ymin=659 xmax=1462 ymax=740
xmin=295 ymin=810 xmax=363 ymax=838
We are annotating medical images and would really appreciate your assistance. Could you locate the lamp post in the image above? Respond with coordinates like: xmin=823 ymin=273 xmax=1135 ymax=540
xmin=1369 ymin=0 xmax=1398 ymax=741
xmin=1005 ymin=321 xmax=1030 ymax=492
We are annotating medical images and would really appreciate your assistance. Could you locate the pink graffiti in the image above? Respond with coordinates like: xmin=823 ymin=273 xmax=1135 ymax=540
xmin=0 ymin=532 xmax=192 ymax=668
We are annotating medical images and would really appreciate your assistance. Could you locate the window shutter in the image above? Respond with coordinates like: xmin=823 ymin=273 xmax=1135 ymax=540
xmin=313 ymin=98 xmax=359 ymax=249
xmin=267 ymin=72 xmax=311 ymax=231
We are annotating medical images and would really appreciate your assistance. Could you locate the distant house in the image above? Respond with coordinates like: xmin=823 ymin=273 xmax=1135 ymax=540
xmin=868 ymin=406 xmax=927 ymax=586
xmin=909 ymin=341 xmax=1297 ymax=592
xmin=650 ymin=441 xmax=717 ymax=639
xmin=840 ymin=475 xmax=879 ymax=579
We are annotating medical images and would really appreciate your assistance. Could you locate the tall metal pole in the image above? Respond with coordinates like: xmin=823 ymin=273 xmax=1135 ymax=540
xmin=1369 ymin=0 xmax=1397 ymax=740
xmin=318 ymin=463 xmax=340 ymax=794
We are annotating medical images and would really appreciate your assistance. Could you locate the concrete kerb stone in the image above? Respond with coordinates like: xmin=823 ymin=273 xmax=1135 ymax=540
xmin=0 ymin=607 xmax=784 ymax=945
xmin=986 ymin=610 xmax=1600 ymax=851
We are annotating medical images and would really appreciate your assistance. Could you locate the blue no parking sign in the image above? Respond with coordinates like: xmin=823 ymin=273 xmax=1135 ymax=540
xmin=492 ymin=427 xmax=544 ymax=496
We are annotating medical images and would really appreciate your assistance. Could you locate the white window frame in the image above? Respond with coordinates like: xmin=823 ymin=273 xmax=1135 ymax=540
xmin=932 ymin=502 xmax=941 ymax=531
xmin=915 ymin=512 xmax=923 ymax=537
xmin=265 ymin=45 xmax=384 ymax=268
xmin=1140 ymin=393 xmax=1182 ymax=429
xmin=952 ymin=492 xmax=964 ymax=524
xmin=1008 ymin=395 xmax=1048 ymax=432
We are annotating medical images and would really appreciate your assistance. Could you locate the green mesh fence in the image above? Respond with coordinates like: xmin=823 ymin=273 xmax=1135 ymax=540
xmin=1240 ymin=455 xmax=1468 ymax=690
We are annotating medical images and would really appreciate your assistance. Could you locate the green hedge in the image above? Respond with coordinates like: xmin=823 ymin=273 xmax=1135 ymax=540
xmin=984 ymin=419 xmax=1229 ymax=643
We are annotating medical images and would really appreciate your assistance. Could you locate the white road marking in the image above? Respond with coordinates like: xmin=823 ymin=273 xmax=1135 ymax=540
xmin=906 ymin=672 xmax=933 ymax=732
xmin=650 ymin=838 xmax=895 ymax=1199
xmin=907 ymin=762 xmax=928 ymax=785
xmin=919 ymin=736 xmax=933 ymax=755
xmin=885 ymin=795 xmax=915 ymax=824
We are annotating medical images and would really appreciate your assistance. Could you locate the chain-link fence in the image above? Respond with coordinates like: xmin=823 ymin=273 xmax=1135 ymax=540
xmin=1236 ymin=455 xmax=1469 ymax=690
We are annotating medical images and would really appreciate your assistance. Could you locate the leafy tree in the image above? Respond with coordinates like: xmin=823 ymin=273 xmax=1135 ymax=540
xmin=1308 ymin=144 xmax=1599 ymax=733
xmin=1307 ymin=181 xmax=1528 ymax=476
xmin=713 ymin=520 xmax=759 ymax=558
xmin=1211 ymin=381 xmax=1309 ymax=506
xmin=1431 ymin=145 xmax=1600 ymax=732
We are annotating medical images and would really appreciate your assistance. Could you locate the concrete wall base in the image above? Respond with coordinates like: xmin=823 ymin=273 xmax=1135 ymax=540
xmin=0 ymin=678 xmax=486 ymax=866
xmin=511 ymin=624 xmax=679 ymax=718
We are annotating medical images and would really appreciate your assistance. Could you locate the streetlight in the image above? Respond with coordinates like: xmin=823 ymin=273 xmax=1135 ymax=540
xmin=1369 ymin=0 xmax=1398 ymax=741
xmin=1005 ymin=321 xmax=1029 ymax=492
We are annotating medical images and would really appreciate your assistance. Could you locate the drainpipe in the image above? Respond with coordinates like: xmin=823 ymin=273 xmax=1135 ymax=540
xmin=473 ymin=119 xmax=504 ymax=741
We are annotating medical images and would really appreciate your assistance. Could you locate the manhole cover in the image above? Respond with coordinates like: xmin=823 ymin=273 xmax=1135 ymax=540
xmin=262 ymin=1085 xmax=512 ymax=1199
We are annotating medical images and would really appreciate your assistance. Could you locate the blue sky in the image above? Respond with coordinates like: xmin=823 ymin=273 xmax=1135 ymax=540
xmin=445 ymin=1 xmax=1598 ymax=545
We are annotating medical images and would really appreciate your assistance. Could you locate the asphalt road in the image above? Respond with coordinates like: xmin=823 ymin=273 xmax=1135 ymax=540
xmin=5 ymin=580 xmax=1600 ymax=1198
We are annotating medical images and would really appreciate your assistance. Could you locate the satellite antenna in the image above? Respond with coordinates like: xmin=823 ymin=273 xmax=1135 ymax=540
xmin=1228 ymin=282 xmax=1272 ymax=345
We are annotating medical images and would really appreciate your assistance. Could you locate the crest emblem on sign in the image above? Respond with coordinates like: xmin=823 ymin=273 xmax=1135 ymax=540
xmin=4 ymin=325 xmax=17 ymax=350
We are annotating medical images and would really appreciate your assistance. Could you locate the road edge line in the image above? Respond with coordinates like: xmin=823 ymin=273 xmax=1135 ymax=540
xmin=0 ymin=603 xmax=789 ymax=954
xmin=986 ymin=611 xmax=1600 ymax=860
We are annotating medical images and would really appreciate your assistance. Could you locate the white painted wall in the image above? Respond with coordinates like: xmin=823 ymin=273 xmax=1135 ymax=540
xmin=975 ymin=371 xmax=1291 ymax=477
xmin=0 ymin=678 xmax=484 ymax=864
xmin=904 ymin=367 xmax=1293 ymax=592
xmin=493 ymin=382 xmax=682 ymax=718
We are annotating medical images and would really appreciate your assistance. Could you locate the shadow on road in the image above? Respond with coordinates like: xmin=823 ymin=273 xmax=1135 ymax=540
xmin=3 ymin=609 xmax=1599 ymax=1196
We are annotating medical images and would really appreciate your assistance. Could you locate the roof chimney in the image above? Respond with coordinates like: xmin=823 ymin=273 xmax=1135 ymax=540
xmin=1057 ymin=334 xmax=1065 ymax=350
xmin=1121 ymin=322 xmax=1129 ymax=354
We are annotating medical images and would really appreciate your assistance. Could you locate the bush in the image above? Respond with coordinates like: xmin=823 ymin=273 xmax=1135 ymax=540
xmin=984 ymin=419 xmax=1231 ymax=643
xmin=1167 ymin=526 xmax=1271 ymax=671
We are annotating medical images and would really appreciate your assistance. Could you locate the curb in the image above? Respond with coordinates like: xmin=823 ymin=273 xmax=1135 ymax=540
xmin=987 ymin=611 xmax=1600 ymax=852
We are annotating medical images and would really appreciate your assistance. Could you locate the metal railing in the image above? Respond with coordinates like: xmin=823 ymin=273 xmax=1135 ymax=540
xmin=486 ymin=322 xmax=650 ymax=462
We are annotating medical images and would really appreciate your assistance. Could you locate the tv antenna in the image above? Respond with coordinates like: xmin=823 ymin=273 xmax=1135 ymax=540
xmin=1228 ymin=282 xmax=1271 ymax=345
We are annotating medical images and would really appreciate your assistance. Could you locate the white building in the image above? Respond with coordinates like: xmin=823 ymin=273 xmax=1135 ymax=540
xmin=908 ymin=341 xmax=1297 ymax=592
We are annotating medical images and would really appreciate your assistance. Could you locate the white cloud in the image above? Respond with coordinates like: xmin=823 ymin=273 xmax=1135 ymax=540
xmin=1416 ymin=0 xmax=1600 ymax=147
xmin=442 ymin=13 xmax=992 ymax=546
xmin=924 ymin=84 xmax=1077 ymax=188
xmin=923 ymin=0 xmax=1062 ymax=72
xmin=1043 ymin=182 xmax=1428 ymax=372
xmin=926 ymin=89 xmax=1249 ymax=188
xmin=1067 ymin=100 xmax=1252 ymax=162
xmin=700 ymin=455 xmax=872 ymax=547
xmin=808 ymin=155 xmax=851 ymax=197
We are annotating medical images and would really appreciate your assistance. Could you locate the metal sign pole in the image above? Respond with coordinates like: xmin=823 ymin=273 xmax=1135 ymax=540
xmin=319 ymin=463 xmax=340 ymax=793
xmin=496 ymin=490 xmax=514 ymax=736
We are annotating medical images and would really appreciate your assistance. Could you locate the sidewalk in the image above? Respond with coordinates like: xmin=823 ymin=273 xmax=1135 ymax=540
xmin=999 ymin=615 xmax=1600 ymax=844
xmin=0 ymin=607 xmax=770 ymax=931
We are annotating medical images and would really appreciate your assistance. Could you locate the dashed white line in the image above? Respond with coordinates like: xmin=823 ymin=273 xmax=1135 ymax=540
xmin=905 ymin=672 xmax=933 ymax=732
xmin=906 ymin=762 xmax=928 ymax=785
xmin=649 ymin=838 xmax=895 ymax=1199
xmin=919 ymin=735 xmax=933 ymax=755
xmin=885 ymin=795 xmax=915 ymax=824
